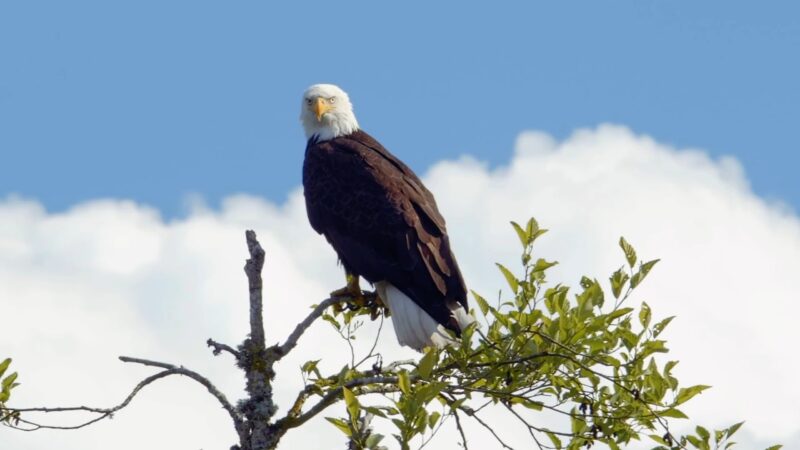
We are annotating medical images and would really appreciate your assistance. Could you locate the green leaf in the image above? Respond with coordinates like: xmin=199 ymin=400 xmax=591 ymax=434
xmin=397 ymin=370 xmax=411 ymax=395
xmin=765 ymin=446 xmax=783 ymax=450
xmin=545 ymin=431 xmax=562 ymax=449
xmin=686 ymin=435 xmax=702 ymax=448
xmin=342 ymin=387 xmax=360 ymax=423
xmin=417 ymin=348 xmax=437 ymax=379
xmin=362 ymin=406 xmax=388 ymax=418
xmin=1 ymin=373 xmax=17 ymax=390
xmin=649 ymin=434 xmax=669 ymax=445
xmin=610 ymin=268 xmax=629 ymax=299
xmin=607 ymin=307 xmax=634 ymax=321
xmin=301 ymin=359 xmax=321 ymax=378
xmin=726 ymin=421 xmax=744 ymax=438
xmin=416 ymin=382 xmax=444 ymax=404
xmin=510 ymin=397 xmax=543 ymax=410
xmin=641 ymin=339 xmax=668 ymax=356
xmin=365 ymin=433 xmax=385 ymax=449
xmin=496 ymin=263 xmax=519 ymax=293
xmin=631 ymin=259 xmax=660 ymax=288
xmin=619 ymin=237 xmax=637 ymax=267
xmin=526 ymin=217 xmax=540 ymax=237
xmin=639 ymin=259 xmax=660 ymax=278
xmin=325 ymin=417 xmax=352 ymax=436
xmin=696 ymin=425 xmax=710 ymax=441
xmin=428 ymin=411 xmax=441 ymax=429
xmin=524 ymin=400 xmax=544 ymax=410
xmin=322 ymin=313 xmax=341 ymax=331
xmin=660 ymin=408 xmax=688 ymax=419
xmin=639 ymin=301 xmax=652 ymax=328
xmin=471 ymin=290 xmax=490 ymax=316
xmin=532 ymin=258 xmax=558 ymax=273
xmin=570 ymin=413 xmax=587 ymax=434
xmin=653 ymin=316 xmax=675 ymax=337
xmin=511 ymin=221 xmax=529 ymax=246
xmin=336 ymin=365 xmax=350 ymax=383
xmin=0 ymin=359 xmax=10 ymax=380
xmin=676 ymin=385 xmax=711 ymax=405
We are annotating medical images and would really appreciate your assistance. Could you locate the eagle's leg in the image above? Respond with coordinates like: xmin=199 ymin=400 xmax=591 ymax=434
xmin=330 ymin=273 xmax=385 ymax=318
xmin=330 ymin=272 xmax=362 ymax=298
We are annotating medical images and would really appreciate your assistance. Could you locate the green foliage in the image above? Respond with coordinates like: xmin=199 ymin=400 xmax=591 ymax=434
xmin=0 ymin=358 xmax=21 ymax=425
xmin=303 ymin=218 xmax=779 ymax=450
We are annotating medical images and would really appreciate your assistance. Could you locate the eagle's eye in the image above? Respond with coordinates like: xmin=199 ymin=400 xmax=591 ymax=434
xmin=328 ymin=97 xmax=336 ymax=104
xmin=306 ymin=98 xmax=313 ymax=105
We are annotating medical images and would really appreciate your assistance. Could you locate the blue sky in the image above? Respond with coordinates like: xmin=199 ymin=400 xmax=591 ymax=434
xmin=1 ymin=1 xmax=798 ymax=216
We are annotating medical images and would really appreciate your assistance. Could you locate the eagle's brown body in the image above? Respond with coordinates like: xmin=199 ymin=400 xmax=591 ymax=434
xmin=302 ymin=130 xmax=468 ymax=334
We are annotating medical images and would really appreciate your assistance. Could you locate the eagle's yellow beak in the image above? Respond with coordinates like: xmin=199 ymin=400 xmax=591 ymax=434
xmin=313 ymin=97 xmax=332 ymax=122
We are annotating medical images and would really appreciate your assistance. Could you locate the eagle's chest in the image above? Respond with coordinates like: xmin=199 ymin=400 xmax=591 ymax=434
xmin=303 ymin=144 xmax=377 ymax=197
xmin=303 ymin=143 xmax=407 ymax=231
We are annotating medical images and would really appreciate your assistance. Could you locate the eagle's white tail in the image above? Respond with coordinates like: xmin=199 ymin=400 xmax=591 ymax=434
xmin=376 ymin=281 xmax=474 ymax=351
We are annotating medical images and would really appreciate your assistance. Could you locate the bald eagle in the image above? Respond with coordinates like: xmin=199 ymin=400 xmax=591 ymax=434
xmin=300 ymin=84 xmax=473 ymax=350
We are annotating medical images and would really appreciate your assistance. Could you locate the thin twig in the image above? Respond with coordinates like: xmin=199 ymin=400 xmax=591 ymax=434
xmin=354 ymin=315 xmax=384 ymax=370
xmin=466 ymin=409 xmax=516 ymax=450
xmin=118 ymin=356 xmax=176 ymax=370
xmin=503 ymin=401 xmax=559 ymax=445
xmin=452 ymin=408 xmax=469 ymax=450
xmin=344 ymin=321 xmax=357 ymax=368
xmin=418 ymin=404 xmax=449 ymax=450
xmin=119 ymin=356 xmax=243 ymax=432
xmin=384 ymin=360 xmax=416 ymax=372
xmin=278 ymin=375 xmax=400 ymax=429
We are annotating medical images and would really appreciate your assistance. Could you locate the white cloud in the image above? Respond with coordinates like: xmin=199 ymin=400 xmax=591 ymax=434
xmin=1 ymin=124 xmax=797 ymax=449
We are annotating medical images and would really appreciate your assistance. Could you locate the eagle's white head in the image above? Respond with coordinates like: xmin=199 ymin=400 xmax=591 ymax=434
xmin=300 ymin=84 xmax=360 ymax=142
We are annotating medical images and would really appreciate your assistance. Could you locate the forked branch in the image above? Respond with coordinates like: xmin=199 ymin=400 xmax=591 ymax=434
xmin=5 ymin=358 xmax=243 ymax=437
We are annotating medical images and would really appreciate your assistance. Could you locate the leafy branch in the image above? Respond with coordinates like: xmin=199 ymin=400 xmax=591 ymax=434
xmin=0 ymin=358 xmax=20 ymax=426
xmin=311 ymin=218 xmax=781 ymax=450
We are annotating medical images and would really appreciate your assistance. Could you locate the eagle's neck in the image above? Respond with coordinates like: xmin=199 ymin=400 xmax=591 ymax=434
xmin=302 ymin=111 xmax=359 ymax=142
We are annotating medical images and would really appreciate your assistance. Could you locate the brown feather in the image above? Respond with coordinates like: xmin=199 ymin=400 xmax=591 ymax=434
xmin=303 ymin=130 xmax=468 ymax=333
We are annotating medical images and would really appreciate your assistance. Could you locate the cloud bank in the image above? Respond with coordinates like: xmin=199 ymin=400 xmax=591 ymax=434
xmin=2 ymin=125 xmax=797 ymax=449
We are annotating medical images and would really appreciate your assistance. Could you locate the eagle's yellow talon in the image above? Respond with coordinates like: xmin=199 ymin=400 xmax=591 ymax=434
xmin=330 ymin=273 xmax=362 ymax=299
xmin=329 ymin=274 xmax=389 ymax=319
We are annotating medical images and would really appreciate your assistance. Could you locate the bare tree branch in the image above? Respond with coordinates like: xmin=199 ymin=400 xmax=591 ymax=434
xmin=245 ymin=229 xmax=266 ymax=350
xmin=7 ymin=364 xmax=243 ymax=437
xmin=207 ymin=338 xmax=242 ymax=359
xmin=239 ymin=230 xmax=278 ymax=450
xmin=276 ymin=296 xmax=347 ymax=358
